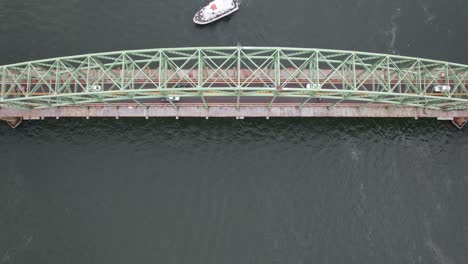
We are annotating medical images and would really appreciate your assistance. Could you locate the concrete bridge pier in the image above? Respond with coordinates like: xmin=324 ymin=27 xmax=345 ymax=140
xmin=452 ymin=117 xmax=467 ymax=129
xmin=0 ymin=117 xmax=23 ymax=128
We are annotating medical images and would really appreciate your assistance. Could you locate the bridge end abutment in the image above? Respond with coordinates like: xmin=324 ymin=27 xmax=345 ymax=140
xmin=0 ymin=117 xmax=23 ymax=128
xmin=452 ymin=117 xmax=467 ymax=129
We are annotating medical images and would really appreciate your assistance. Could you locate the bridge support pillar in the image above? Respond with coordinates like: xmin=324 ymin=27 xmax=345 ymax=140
xmin=1 ymin=117 xmax=23 ymax=128
xmin=452 ymin=117 xmax=467 ymax=129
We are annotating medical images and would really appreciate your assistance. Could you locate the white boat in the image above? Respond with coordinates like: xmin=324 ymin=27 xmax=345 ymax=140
xmin=193 ymin=0 xmax=239 ymax=25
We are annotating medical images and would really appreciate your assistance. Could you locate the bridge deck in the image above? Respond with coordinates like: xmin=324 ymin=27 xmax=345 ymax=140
xmin=2 ymin=102 xmax=468 ymax=118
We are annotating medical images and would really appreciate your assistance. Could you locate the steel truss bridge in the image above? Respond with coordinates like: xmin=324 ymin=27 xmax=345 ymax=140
xmin=1 ymin=46 xmax=468 ymax=110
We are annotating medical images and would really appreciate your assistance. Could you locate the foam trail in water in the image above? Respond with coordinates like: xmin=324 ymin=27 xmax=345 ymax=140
xmin=1 ymin=235 xmax=33 ymax=264
xmin=386 ymin=7 xmax=401 ymax=54
xmin=418 ymin=0 xmax=436 ymax=24
xmin=1 ymin=251 xmax=10 ymax=263
xmin=424 ymin=219 xmax=453 ymax=264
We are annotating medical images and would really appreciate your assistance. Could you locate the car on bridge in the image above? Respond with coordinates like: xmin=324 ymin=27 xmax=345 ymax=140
xmin=88 ymin=85 xmax=102 ymax=91
xmin=173 ymin=83 xmax=192 ymax=88
xmin=434 ymin=85 xmax=451 ymax=92
xmin=161 ymin=96 xmax=180 ymax=102
xmin=306 ymin=83 xmax=322 ymax=89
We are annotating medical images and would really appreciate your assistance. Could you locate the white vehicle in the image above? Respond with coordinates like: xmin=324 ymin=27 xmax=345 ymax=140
xmin=89 ymin=84 xmax=102 ymax=91
xmin=281 ymin=83 xmax=321 ymax=90
xmin=161 ymin=96 xmax=180 ymax=102
xmin=434 ymin=85 xmax=451 ymax=92
xmin=306 ymin=83 xmax=321 ymax=89
xmin=193 ymin=0 xmax=239 ymax=25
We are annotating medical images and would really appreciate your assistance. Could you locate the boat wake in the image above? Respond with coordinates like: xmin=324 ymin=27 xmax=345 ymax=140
xmin=418 ymin=0 xmax=436 ymax=24
xmin=385 ymin=7 xmax=401 ymax=54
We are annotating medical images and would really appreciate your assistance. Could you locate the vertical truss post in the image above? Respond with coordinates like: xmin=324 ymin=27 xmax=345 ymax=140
xmin=417 ymin=60 xmax=422 ymax=94
xmin=352 ymin=53 xmax=357 ymax=90
xmin=372 ymin=74 xmax=375 ymax=92
xmin=46 ymin=62 xmax=53 ymax=105
xmin=198 ymin=49 xmax=203 ymax=87
xmin=445 ymin=63 xmax=450 ymax=95
xmin=54 ymin=62 xmax=60 ymax=95
xmin=86 ymin=56 xmax=91 ymax=91
xmin=159 ymin=51 xmax=174 ymax=108
xmin=121 ymin=53 xmax=126 ymax=90
xmin=237 ymin=47 xmax=241 ymax=110
xmin=160 ymin=52 xmax=167 ymax=89
xmin=237 ymin=47 xmax=241 ymax=88
xmin=275 ymin=49 xmax=280 ymax=87
xmin=198 ymin=49 xmax=208 ymax=109
xmin=1 ymin=67 xmax=5 ymax=100
xmin=131 ymin=61 xmax=135 ymax=91
xmin=386 ymin=56 xmax=391 ymax=92
xmin=26 ymin=63 xmax=32 ymax=97
xmin=420 ymin=65 xmax=426 ymax=94
xmin=396 ymin=70 xmax=401 ymax=94
xmin=64 ymin=63 xmax=74 ymax=95
xmin=309 ymin=55 xmax=312 ymax=86
xmin=52 ymin=62 xmax=59 ymax=106
xmin=158 ymin=52 xmax=163 ymax=88
xmin=74 ymin=72 xmax=78 ymax=94
xmin=342 ymin=63 xmax=347 ymax=91
xmin=99 ymin=60 xmax=104 ymax=92
xmin=267 ymin=49 xmax=281 ymax=109
xmin=315 ymin=51 xmax=320 ymax=87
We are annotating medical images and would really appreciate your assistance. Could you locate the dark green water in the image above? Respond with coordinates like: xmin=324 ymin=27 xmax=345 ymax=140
xmin=1 ymin=1 xmax=468 ymax=264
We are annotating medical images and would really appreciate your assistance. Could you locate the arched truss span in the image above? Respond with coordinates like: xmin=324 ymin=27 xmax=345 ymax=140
xmin=1 ymin=47 xmax=468 ymax=110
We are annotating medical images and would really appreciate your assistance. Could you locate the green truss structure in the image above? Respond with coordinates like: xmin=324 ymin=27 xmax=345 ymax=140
xmin=1 ymin=47 xmax=468 ymax=110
